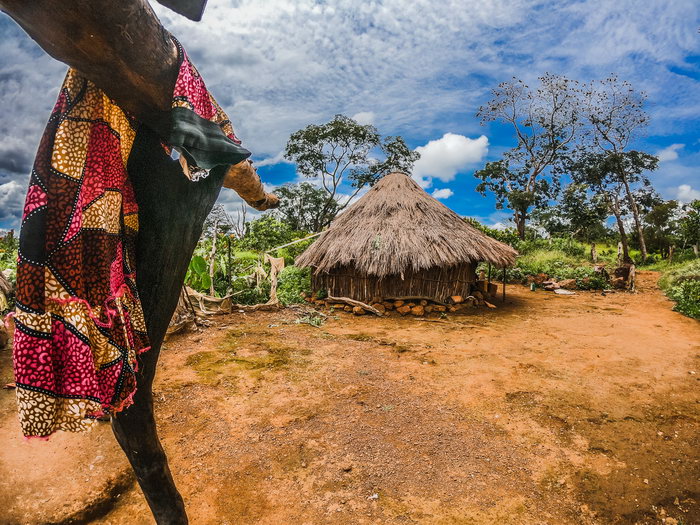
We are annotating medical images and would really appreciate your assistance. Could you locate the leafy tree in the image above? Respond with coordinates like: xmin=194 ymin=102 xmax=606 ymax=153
xmin=284 ymin=114 xmax=419 ymax=228
xmin=678 ymin=200 xmax=700 ymax=257
xmin=531 ymin=183 xmax=609 ymax=242
xmin=569 ymin=150 xmax=658 ymax=263
xmin=239 ymin=215 xmax=295 ymax=252
xmin=582 ymin=75 xmax=653 ymax=261
xmin=273 ymin=182 xmax=339 ymax=232
xmin=475 ymin=74 xmax=582 ymax=239
xmin=642 ymin=198 xmax=679 ymax=258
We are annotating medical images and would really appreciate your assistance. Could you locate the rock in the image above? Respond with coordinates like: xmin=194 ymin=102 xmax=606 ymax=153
xmin=447 ymin=306 xmax=457 ymax=313
xmin=449 ymin=295 xmax=464 ymax=304
xmin=314 ymin=299 xmax=325 ymax=305
xmin=352 ymin=306 xmax=366 ymax=315
xmin=406 ymin=302 xmax=416 ymax=308
xmin=396 ymin=305 xmax=411 ymax=316
xmin=410 ymin=305 xmax=424 ymax=316
xmin=612 ymin=277 xmax=626 ymax=289
xmin=559 ymin=279 xmax=577 ymax=290
xmin=473 ymin=291 xmax=484 ymax=300
xmin=543 ymin=280 xmax=560 ymax=291
xmin=452 ymin=304 xmax=467 ymax=312
xmin=424 ymin=305 xmax=434 ymax=313
xmin=370 ymin=296 xmax=382 ymax=305
xmin=433 ymin=305 xmax=447 ymax=313
xmin=534 ymin=273 xmax=549 ymax=284
xmin=371 ymin=303 xmax=386 ymax=314
xmin=382 ymin=301 xmax=394 ymax=311
xmin=419 ymin=299 xmax=428 ymax=306
xmin=394 ymin=300 xmax=405 ymax=308
xmin=343 ymin=305 xmax=353 ymax=312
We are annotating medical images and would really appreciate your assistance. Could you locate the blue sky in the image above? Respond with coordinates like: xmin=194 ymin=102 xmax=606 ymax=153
xmin=1 ymin=0 xmax=699 ymax=231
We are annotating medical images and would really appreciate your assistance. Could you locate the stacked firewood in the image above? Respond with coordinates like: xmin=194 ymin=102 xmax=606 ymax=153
xmin=304 ymin=290 xmax=494 ymax=316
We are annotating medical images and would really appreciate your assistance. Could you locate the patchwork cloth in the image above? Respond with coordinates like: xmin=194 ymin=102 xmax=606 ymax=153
xmin=12 ymin=43 xmax=249 ymax=437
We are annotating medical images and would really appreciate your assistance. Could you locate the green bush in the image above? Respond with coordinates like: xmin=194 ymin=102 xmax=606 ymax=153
xmin=277 ymin=266 xmax=312 ymax=305
xmin=659 ymin=259 xmax=700 ymax=319
xmin=489 ymin=248 xmax=608 ymax=290
xmin=666 ymin=280 xmax=700 ymax=319
xmin=239 ymin=215 xmax=295 ymax=252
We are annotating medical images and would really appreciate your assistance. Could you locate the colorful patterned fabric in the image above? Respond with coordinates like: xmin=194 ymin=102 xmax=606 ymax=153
xmin=12 ymin=44 xmax=249 ymax=438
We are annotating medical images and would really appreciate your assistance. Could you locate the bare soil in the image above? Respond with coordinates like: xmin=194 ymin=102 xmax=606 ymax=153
xmin=1 ymin=271 xmax=698 ymax=524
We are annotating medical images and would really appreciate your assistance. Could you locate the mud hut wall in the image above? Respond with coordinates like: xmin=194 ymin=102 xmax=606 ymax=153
xmin=312 ymin=263 xmax=476 ymax=303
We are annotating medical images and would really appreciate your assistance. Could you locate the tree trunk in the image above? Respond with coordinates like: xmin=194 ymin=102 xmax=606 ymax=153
xmin=620 ymin=174 xmax=647 ymax=263
xmin=590 ymin=243 xmax=597 ymax=263
xmin=610 ymin=199 xmax=632 ymax=264
xmin=514 ymin=211 xmax=526 ymax=240
xmin=209 ymin=219 xmax=219 ymax=296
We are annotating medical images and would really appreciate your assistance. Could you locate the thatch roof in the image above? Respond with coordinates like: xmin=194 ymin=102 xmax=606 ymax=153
xmin=296 ymin=172 xmax=517 ymax=278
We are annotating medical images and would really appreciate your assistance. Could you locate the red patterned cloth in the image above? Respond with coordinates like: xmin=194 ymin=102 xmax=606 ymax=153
xmin=12 ymin=45 xmax=248 ymax=437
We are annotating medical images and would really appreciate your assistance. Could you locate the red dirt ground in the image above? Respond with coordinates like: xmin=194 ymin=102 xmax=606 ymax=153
xmin=1 ymin=271 xmax=698 ymax=524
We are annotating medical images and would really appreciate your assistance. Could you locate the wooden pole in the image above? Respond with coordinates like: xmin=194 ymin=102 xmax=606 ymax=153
xmin=502 ymin=267 xmax=506 ymax=302
xmin=227 ymin=236 xmax=232 ymax=286
xmin=487 ymin=263 xmax=492 ymax=284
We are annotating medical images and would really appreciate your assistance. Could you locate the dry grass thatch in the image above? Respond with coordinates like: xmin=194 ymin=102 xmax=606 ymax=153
xmin=296 ymin=172 xmax=517 ymax=278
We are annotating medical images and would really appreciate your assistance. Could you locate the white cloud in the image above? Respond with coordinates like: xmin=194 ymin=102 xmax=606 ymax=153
xmin=676 ymin=184 xmax=700 ymax=203
xmin=0 ymin=180 xmax=25 ymax=223
xmin=2 ymin=1 xmax=700 ymax=225
xmin=431 ymin=188 xmax=454 ymax=200
xmin=412 ymin=133 xmax=488 ymax=187
xmin=351 ymin=111 xmax=375 ymax=125
xmin=657 ymin=143 xmax=684 ymax=162
xmin=254 ymin=151 xmax=289 ymax=167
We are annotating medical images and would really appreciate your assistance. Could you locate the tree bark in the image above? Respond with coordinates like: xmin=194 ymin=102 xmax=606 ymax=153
xmin=514 ymin=210 xmax=526 ymax=240
xmin=610 ymin=198 xmax=632 ymax=264
xmin=209 ymin=219 xmax=219 ymax=296
xmin=620 ymin=174 xmax=647 ymax=262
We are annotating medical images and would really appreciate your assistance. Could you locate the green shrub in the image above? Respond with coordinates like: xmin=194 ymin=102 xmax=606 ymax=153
xmin=659 ymin=259 xmax=700 ymax=319
xmin=277 ymin=266 xmax=311 ymax=306
xmin=666 ymin=280 xmax=700 ymax=319
xmin=186 ymin=255 xmax=211 ymax=292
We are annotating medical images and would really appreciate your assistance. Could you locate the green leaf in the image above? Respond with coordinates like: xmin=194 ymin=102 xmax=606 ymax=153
xmin=191 ymin=255 xmax=207 ymax=274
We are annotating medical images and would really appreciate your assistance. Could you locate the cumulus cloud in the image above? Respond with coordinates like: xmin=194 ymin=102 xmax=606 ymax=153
xmin=2 ymin=1 xmax=699 ymax=223
xmin=657 ymin=143 xmax=684 ymax=162
xmin=676 ymin=184 xmax=700 ymax=203
xmin=351 ymin=111 xmax=375 ymax=125
xmin=0 ymin=180 xmax=25 ymax=222
xmin=431 ymin=188 xmax=454 ymax=200
xmin=412 ymin=133 xmax=488 ymax=187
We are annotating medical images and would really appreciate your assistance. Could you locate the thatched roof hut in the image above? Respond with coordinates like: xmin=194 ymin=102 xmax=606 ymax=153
xmin=296 ymin=172 xmax=517 ymax=303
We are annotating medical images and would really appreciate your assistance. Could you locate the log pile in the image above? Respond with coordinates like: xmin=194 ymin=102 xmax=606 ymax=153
xmin=304 ymin=291 xmax=495 ymax=316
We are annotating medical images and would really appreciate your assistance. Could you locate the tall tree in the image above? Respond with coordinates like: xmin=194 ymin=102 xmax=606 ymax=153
xmin=273 ymin=182 xmax=340 ymax=232
xmin=532 ymin=182 xmax=609 ymax=242
xmin=475 ymin=74 xmax=582 ymax=239
xmin=582 ymin=75 xmax=652 ymax=261
xmin=569 ymin=151 xmax=658 ymax=263
xmin=284 ymin=115 xmax=419 ymax=227
xmin=642 ymin=198 xmax=679 ymax=258
xmin=678 ymin=200 xmax=700 ymax=257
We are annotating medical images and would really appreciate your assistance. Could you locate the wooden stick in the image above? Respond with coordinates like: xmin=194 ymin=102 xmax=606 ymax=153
xmin=327 ymin=295 xmax=383 ymax=316
xmin=502 ymin=267 xmax=506 ymax=302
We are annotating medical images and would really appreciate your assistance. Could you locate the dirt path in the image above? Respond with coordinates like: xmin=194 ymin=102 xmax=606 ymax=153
xmin=2 ymin=271 xmax=698 ymax=524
